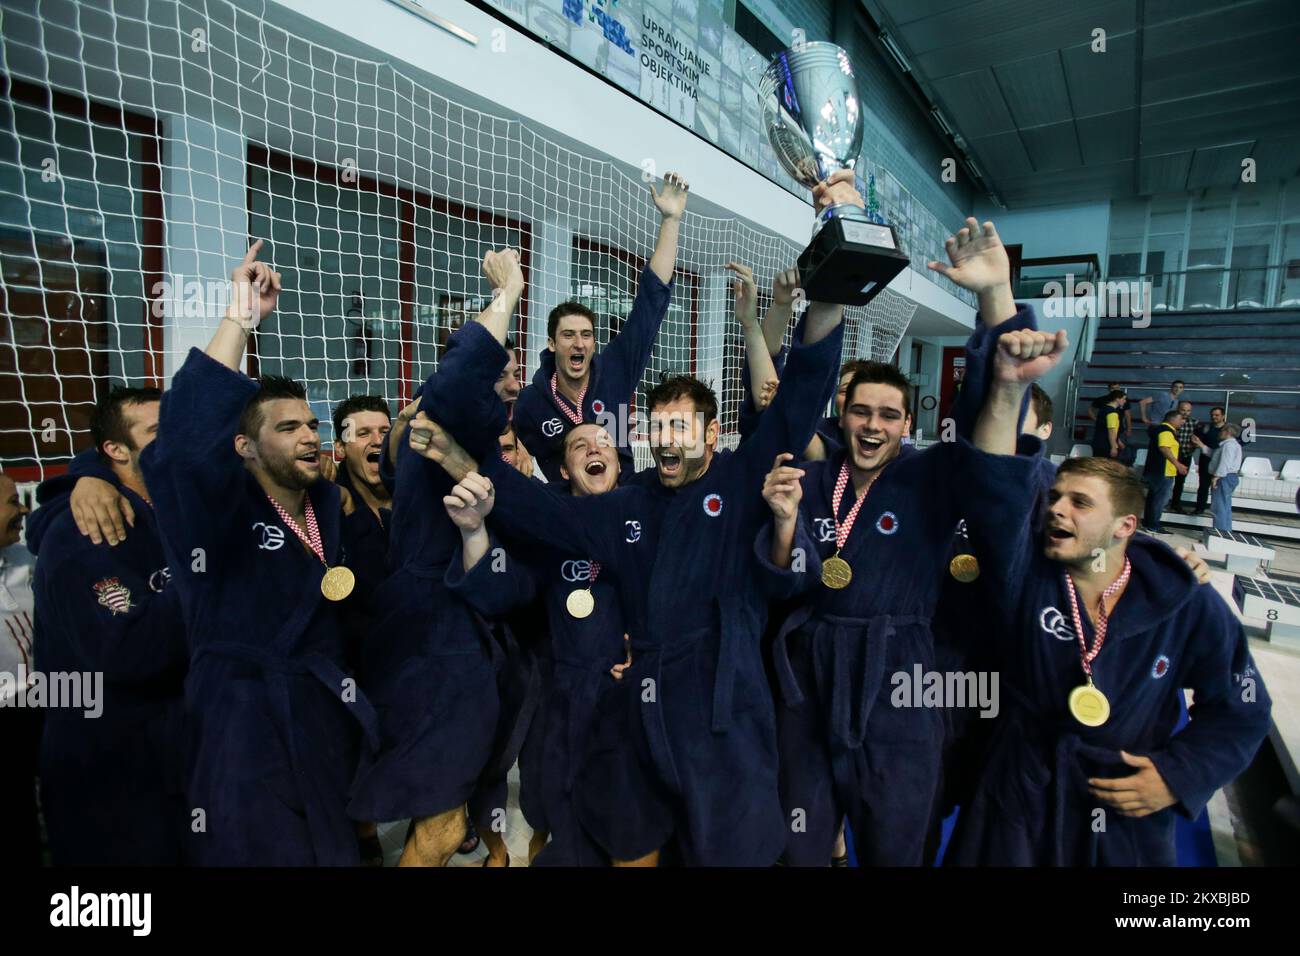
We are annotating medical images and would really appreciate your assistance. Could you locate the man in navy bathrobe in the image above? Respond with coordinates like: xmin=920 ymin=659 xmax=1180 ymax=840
xmin=945 ymin=400 xmax=1271 ymax=864
xmin=28 ymin=386 xmax=189 ymax=865
xmin=140 ymin=241 xmax=377 ymax=865
xmin=512 ymin=172 xmax=686 ymax=482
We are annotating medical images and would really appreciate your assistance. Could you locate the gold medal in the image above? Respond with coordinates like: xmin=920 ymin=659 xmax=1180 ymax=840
xmin=320 ymin=565 xmax=355 ymax=602
xmin=1068 ymin=683 xmax=1110 ymax=727
xmin=821 ymin=555 xmax=852 ymax=590
xmin=949 ymin=553 xmax=980 ymax=582
xmin=566 ymin=588 xmax=595 ymax=619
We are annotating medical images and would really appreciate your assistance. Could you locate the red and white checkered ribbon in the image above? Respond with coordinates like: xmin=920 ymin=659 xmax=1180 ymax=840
xmin=830 ymin=460 xmax=870 ymax=552
xmin=1063 ymin=556 xmax=1131 ymax=678
xmin=550 ymin=372 xmax=588 ymax=426
xmin=265 ymin=492 xmax=325 ymax=567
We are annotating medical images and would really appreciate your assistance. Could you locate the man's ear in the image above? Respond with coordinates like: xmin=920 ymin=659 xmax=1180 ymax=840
xmin=1039 ymin=422 xmax=1054 ymax=440
xmin=546 ymin=337 xmax=557 ymax=353
xmin=234 ymin=433 xmax=256 ymax=461
xmin=100 ymin=439 xmax=130 ymax=467
xmin=1113 ymin=513 xmax=1138 ymax=543
xmin=705 ymin=418 xmax=719 ymax=448
xmin=559 ymin=463 xmax=570 ymax=482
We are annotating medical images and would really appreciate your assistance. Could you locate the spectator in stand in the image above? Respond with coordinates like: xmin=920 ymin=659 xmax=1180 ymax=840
xmin=1090 ymin=389 xmax=1126 ymax=459
xmin=1190 ymin=406 xmax=1226 ymax=516
xmin=1137 ymin=379 xmax=1184 ymax=425
xmin=1208 ymin=424 xmax=1244 ymax=532
xmin=1169 ymin=400 xmax=1196 ymax=513
xmin=1141 ymin=408 xmax=1188 ymax=534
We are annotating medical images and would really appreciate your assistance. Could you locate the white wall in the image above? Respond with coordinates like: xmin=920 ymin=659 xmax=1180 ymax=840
xmin=973 ymin=199 xmax=1111 ymax=263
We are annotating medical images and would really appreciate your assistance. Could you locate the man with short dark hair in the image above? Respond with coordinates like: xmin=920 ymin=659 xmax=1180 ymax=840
xmin=758 ymin=217 xmax=1059 ymax=866
xmin=26 ymin=384 xmax=189 ymax=864
xmin=1138 ymin=379 xmax=1184 ymax=425
xmin=1169 ymin=400 xmax=1197 ymax=513
xmin=140 ymin=241 xmax=376 ymax=865
xmin=1141 ymin=409 xmax=1187 ymax=534
xmin=513 ymin=172 xmax=688 ymax=482
xmin=944 ymin=432 xmax=1271 ymax=865
xmin=415 ymin=170 xmax=864 ymax=866
xmin=1026 ymin=383 xmax=1054 ymax=441
xmin=1191 ymin=406 xmax=1227 ymax=515
xmin=1091 ymin=390 xmax=1125 ymax=458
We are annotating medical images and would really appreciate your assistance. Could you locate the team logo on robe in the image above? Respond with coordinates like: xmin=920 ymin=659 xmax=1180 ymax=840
xmin=703 ymin=493 xmax=723 ymax=517
xmin=148 ymin=567 xmax=172 ymax=592
xmin=93 ymin=577 xmax=134 ymax=615
xmin=625 ymin=520 xmax=642 ymax=543
xmin=542 ymin=418 xmax=564 ymax=437
xmin=253 ymin=521 xmax=285 ymax=551
xmin=561 ymin=559 xmax=594 ymax=583
xmin=814 ymin=517 xmax=836 ymax=543
xmin=875 ymin=511 xmax=899 ymax=535
xmin=1039 ymin=606 xmax=1074 ymax=641
xmin=1151 ymin=654 xmax=1171 ymax=679
xmin=591 ymin=399 xmax=606 ymax=416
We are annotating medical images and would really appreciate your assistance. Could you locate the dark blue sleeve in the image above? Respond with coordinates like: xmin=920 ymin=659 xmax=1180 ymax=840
xmin=43 ymin=542 xmax=188 ymax=682
xmin=735 ymin=318 xmax=845 ymax=473
xmin=1149 ymin=592 xmax=1272 ymax=819
xmin=510 ymin=387 xmax=544 ymax=470
xmin=139 ymin=348 xmax=259 ymax=557
xmin=949 ymin=303 xmax=1038 ymax=439
xmin=424 ymin=322 xmax=510 ymax=462
xmin=480 ymin=455 xmax=625 ymax=567
xmin=952 ymin=435 xmax=1053 ymax=628
xmin=753 ymin=510 xmax=822 ymax=601
xmin=597 ymin=265 xmax=673 ymax=399
xmin=444 ymin=531 xmax=540 ymax=619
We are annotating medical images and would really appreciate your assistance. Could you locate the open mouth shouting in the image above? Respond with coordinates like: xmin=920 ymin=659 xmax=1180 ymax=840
xmin=584 ymin=458 xmax=607 ymax=476
xmin=296 ymin=450 xmax=321 ymax=470
xmin=1046 ymin=524 xmax=1076 ymax=543
xmin=656 ymin=448 xmax=682 ymax=478
xmin=854 ymin=433 xmax=886 ymax=460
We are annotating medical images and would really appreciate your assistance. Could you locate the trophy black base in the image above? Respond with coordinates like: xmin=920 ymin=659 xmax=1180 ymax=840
xmin=798 ymin=218 xmax=910 ymax=306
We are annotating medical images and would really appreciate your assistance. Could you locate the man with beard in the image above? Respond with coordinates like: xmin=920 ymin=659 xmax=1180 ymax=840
xmin=25 ymin=386 xmax=189 ymax=864
xmin=140 ymin=240 xmax=376 ymax=865
xmin=945 ymin=431 xmax=1270 ymax=864
xmin=349 ymin=248 xmax=531 ymax=867
xmin=425 ymin=422 xmax=629 ymax=865
xmin=1190 ymin=405 xmax=1227 ymax=516
xmin=757 ymin=219 xmax=1058 ymax=867
xmin=411 ymin=170 xmax=864 ymax=866
xmin=512 ymin=172 xmax=687 ymax=482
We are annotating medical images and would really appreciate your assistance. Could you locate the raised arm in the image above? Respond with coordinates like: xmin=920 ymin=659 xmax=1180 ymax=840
xmin=442 ymin=472 xmax=540 ymax=619
xmin=726 ymin=261 xmax=781 ymax=410
xmin=972 ymin=329 xmax=1069 ymax=456
xmin=647 ymin=171 xmax=688 ymax=284
xmin=926 ymin=218 xmax=1017 ymax=328
xmin=761 ymin=267 xmax=800 ymax=357
xmin=206 ymin=239 xmax=281 ymax=370
xmin=477 ymin=248 xmax=526 ymax=345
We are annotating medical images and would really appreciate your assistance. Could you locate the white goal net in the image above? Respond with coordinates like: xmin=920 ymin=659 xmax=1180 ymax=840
xmin=0 ymin=0 xmax=917 ymax=481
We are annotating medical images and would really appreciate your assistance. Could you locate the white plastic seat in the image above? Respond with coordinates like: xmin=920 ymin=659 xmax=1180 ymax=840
xmin=1069 ymin=443 xmax=1091 ymax=458
xmin=1240 ymin=456 xmax=1275 ymax=479
xmin=1134 ymin=448 xmax=1148 ymax=468
xmin=1280 ymin=460 xmax=1300 ymax=482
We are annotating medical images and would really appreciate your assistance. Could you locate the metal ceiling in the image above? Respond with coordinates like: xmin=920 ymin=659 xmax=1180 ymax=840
xmin=859 ymin=0 xmax=1300 ymax=207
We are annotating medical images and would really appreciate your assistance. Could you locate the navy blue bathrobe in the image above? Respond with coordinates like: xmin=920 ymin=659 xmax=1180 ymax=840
xmin=348 ymin=320 xmax=532 ymax=833
xmin=945 ymin=441 xmax=1272 ymax=866
xmin=27 ymin=463 xmax=189 ymax=865
xmin=140 ymin=348 xmax=376 ymax=866
xmin=512 ymin=265 xmax=673 ymax=482
xmin=446 ymin=528 xmax=628 ymax=866
xmin=757 ymin=306 xmax=1035 ymax=867
xmin=473 ymin=318 xmax=844 ymax=865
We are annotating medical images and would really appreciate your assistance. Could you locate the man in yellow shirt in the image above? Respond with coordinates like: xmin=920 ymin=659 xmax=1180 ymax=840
xmin=1140 ymin=408 xmax=1188 ymax=533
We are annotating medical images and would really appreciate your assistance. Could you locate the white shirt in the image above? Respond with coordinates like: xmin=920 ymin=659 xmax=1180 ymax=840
xmin=0 ymin=545 xmax=36 ymax=705
xmin=1209 ymin=438 xmax=1243 ymax=478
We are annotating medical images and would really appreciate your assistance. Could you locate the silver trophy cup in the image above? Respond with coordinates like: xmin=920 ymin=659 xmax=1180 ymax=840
xmin=758 ymin=42 xmax=908 ymax=305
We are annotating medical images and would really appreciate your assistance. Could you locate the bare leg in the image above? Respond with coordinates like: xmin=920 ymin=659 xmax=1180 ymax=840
xmin=480 ymin=826 xmax=510 ymax=867
xmin=612 ymin=849 xmax=659 ymax=867
xmin=398 ymin=807 xmax=466 ymax=867
xmin=831 ymin=822 xmax=848 ymax=866
xmin=528 ymin=829 xmax=549 ymax=865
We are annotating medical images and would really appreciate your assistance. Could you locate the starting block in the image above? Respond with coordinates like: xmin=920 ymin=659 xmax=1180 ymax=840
xmin=1204 ymin=529 xmax=1276 ymax=575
